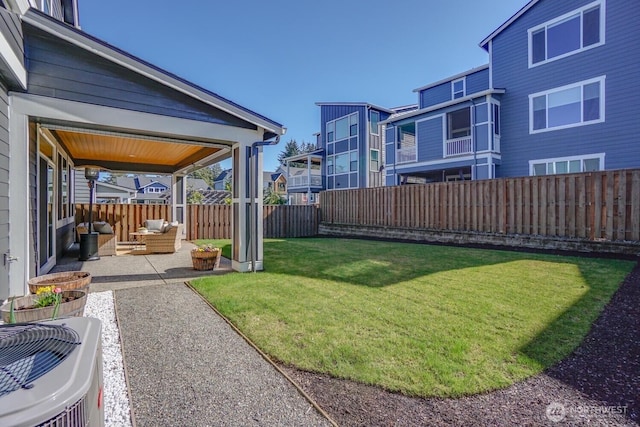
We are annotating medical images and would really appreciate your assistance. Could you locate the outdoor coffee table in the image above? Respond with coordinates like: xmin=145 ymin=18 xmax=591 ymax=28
xmin=129 ymin=231 xmax=159 ymax=250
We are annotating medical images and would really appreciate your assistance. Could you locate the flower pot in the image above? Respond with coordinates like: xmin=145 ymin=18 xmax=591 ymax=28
xmin=0 ymin=290 xmax=87 ymax=323
xmin=28 ymin=271 xmax=91 ymax=294
xmin=191 ymin=249 xmax=221 ymax=271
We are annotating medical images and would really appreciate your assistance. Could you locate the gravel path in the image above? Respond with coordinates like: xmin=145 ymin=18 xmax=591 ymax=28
xmin=114 ymin=283 xmax=333 ymax=427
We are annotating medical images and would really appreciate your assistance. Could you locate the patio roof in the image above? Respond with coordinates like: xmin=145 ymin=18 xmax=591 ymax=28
xmin=22 ymin=9 xmax=286 ymax=174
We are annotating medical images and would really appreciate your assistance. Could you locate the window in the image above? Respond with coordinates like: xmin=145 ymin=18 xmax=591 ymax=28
xmin=370 ymin=111 xmax=380 ymax=134
xmin=493 ymin=104 xmax=500 ymax=135
xmin=397 ymin=123 xmax=416 ymax=163
xmin=327 ymin=156 xmax=334 ymax=175
xmin=370 ymin=149 xmax=379 ymax=171
xmin=327 ymin=113 xmax=358 ymax=143
xmin=336 ymin=117 xmax=349 ymax=140
xmin=327 ymin=122 xmax=334 ymax=143
xmin=447 ymin=108 xmax=471 ymax=139
xmin=530 ymin=153 xmax=604 ymax=176
xmin=350 ymin=151 xmax=358 ymax=172
xmin=335 ymin=153 xmax=349 ymax=174
xmin=452 ymin=78 xmax=465 ymax=99
xmin=529 ymin=1 xmax=603 ymax=67
xmin=530 ymin=76 xmax=604 ymax=133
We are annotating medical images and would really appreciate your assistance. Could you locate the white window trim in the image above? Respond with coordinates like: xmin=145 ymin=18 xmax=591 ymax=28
xmin=528 ymin=153 xmax=605 ymax=176
xmin=452 ymin=77 xmax=466 ymax=99
xmin=528 ymin=75 xmax=605 ymax=134
xmin=369 ymin=148 xmax=380 ymax=172
xmin=528 ymin=0 xmax=606 ymax=68
xmin=370 ymin=111 xmax=380 ymax=135
xmin=326 ymin=112 xmax=359 ymax=144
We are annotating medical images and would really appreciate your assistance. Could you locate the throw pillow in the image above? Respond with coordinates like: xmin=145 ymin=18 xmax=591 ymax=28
xmin=93 ymin=222 xmax=114 ymax=234
xmin=145 ymin=219 xmax=165 ymax=232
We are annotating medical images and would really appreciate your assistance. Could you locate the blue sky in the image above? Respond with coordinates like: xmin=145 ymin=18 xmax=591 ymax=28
xmin=79 ymin=0 xmax=524 ymax=172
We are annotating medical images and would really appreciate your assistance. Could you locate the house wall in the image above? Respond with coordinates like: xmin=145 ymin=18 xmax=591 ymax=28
xmin=0 ymin=7 xmax=23 ymax=77
xmin=321 ymin=105 xmax=366 ymax=190
xmin=493 ymin=0 xmax=640 ymax=177
xmin=23 ymin=25 xmax=257 ymax=130
xmin=419 ymin=68 xmax=489 ymax=109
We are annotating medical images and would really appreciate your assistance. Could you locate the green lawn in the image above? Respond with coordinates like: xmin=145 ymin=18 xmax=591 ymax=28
xmin=190 ymin=238 xmax=634 ymax=398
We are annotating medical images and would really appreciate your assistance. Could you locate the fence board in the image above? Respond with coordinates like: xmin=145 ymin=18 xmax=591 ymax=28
xmin=317 ymin=169 xmax=639 ymax=243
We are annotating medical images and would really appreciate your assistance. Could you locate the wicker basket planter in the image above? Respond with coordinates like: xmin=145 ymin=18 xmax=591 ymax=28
xmin=28 ymin=271 xmax=92 ymax=294
xmin=0 ymin=290 xmax=87 ymax=323
xmin=191 ymin=249 xmax=222 ymax=271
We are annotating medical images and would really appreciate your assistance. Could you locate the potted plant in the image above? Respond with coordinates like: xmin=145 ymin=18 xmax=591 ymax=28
xmin=191 ymin=244 xmax=222 ymax=271
xmin=28 ymin=271 xmax=91 ymax=294
xmin=0 ymin=286 xmax=87 ymax=323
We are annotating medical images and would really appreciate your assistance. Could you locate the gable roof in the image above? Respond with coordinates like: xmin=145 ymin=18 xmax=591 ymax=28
xmin=315 ymin=102 xmax=395 ymax=114
xmin=479 ymin=0 xmax=539 ymax=50
xmin=22 ymin=9 xmax=286 ymax=139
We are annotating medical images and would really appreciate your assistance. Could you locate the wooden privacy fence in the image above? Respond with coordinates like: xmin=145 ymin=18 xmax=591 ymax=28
xmin=320 ymin=169 xmax=640 ymax=242
xmin=75 ymin=203 xmax=320 ymax=242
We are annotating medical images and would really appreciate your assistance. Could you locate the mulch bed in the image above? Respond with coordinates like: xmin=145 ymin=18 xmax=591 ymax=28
xmin=278 ymin=258 xmax=640 ymax=426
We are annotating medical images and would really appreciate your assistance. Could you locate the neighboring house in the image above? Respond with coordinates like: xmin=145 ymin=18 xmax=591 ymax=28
xmin=1 ymin=0 xmax=285 ymax=299
xmin=75 ymin=171 xmax=137 ymax=203
xmin=213 ymin=169 xmax=232 ymax=190
xmin=268 ymin=171 xmax=287 ymax=198
xmin=323 ymin=0 xmax=640 ymax=185
xmin=112 ymin=175 xmax=211 ymax=204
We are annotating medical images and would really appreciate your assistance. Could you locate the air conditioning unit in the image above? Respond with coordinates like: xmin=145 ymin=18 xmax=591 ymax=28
xmin=0 ymin=317 xmax=104 ymax=427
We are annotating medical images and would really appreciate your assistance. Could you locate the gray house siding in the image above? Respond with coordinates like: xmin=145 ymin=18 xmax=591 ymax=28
xmin=23 ymin=25 xmax=257 ymax=130
xmin=493 ymin=0 xmax=640 ymax=177
xmin=0 ymin=81 xmax=9 ymax=299
xmin=0 ymin=7 xmax=23 ymax=65
xmin=321 ymin=105 xmax=365 ymax=190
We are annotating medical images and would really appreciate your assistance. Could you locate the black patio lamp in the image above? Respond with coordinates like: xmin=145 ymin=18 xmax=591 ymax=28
xmin=79 ymin=166 xmax=101 ymax=261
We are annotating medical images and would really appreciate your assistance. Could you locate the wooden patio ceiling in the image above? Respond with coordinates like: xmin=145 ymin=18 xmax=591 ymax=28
xmin=43 ymin=126 xmax=228 ymax=174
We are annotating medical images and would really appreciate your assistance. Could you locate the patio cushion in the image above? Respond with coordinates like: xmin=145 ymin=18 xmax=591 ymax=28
xmin=93 ymin=222 xmax=114 ymax=234
xmin=145 ymin=219 xmax=165 ymax=232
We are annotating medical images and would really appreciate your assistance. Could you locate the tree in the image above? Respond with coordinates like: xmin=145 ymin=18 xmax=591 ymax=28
xmin=187 ymin=189 xmax=204 ymax=204
xmin=263 ymin=186 xmax=286 ymax=205
xmin=189 ymin=163 xmax=223 ymax=188
xmin=277 ymin=139 xmax=316 ymax=166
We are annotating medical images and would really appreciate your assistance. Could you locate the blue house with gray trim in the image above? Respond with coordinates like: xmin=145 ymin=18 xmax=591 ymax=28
xmin=321 ymin=0 xmax=639 ymax=187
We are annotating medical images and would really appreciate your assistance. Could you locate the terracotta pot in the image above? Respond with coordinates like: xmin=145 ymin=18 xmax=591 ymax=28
xmin=0 ymin=290 xmax=87 ymax=323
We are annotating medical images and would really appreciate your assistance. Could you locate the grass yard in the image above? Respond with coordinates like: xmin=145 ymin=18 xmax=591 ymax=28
xmin=190 ymin=238 xmax=634 ymax=398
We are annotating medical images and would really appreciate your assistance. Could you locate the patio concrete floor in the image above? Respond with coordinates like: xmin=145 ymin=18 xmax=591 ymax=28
xmin=52 ymin=242 xmax=333 ymax=426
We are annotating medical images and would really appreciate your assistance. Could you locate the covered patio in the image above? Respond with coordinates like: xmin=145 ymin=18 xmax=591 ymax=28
xmin=3 ymin=9 xmax=285 ymax=299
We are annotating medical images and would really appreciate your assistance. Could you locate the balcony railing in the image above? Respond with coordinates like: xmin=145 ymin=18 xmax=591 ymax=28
xmin=445 ymin=136 xmax=473 ymax=157
xmin=397 ymin=146 xmax=417 ymax=163
xmin=287 ymin=175 xmax=323 ymax=188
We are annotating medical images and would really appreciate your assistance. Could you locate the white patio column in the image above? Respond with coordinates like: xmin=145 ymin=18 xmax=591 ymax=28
xmin=231 ymin=133 xmax=265 ymax=272
xmin=172 ymin=174 xmax=187 ymax=237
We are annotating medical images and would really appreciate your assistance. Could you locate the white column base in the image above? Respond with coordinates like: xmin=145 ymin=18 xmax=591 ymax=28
xmin=232 ymin=260 xmax=264 ymax=272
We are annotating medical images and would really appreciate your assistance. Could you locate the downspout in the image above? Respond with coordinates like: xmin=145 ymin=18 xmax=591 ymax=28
xmin=249 ymin=136 xmax=281 ymax=272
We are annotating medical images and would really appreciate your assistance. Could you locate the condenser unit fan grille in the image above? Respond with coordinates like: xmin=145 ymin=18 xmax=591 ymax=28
xmin=0 ymin=323 xmax=81 ymax=397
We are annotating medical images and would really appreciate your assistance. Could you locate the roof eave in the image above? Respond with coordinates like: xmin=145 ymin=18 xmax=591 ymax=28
xmin=381 ymin=89 xmax=506 ymax=125
xmin=479 ymin=0 xmax=540 ymax=50
xmin=21 ymin=10 xmax=286 ymax=137
xmin=412 ymin=64 xmax=490 ymax=93
xmin=315 ymin=102 xmax=395 ymax=114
